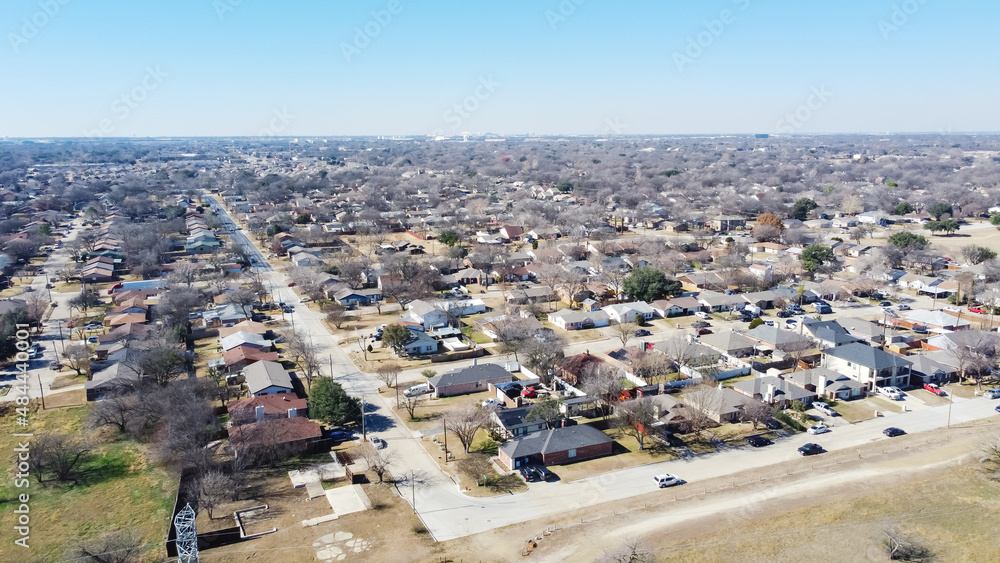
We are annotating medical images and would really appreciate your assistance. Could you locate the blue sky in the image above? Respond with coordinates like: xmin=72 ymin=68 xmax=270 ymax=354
xmin=1 ymin=0 xmax=997 ymax=137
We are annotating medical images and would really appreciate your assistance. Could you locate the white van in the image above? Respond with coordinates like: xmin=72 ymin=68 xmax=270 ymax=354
xmin=694 ymin=311 xmax=710 ymax=320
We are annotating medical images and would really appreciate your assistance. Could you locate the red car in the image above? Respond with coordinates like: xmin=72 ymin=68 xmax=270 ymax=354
xmin=287 ymin=282 xmax=296 ymax=287
xmin=969 ymin=307 xmax=986 ymax=314
xmin=521 ymin=387 xmax=537 ymax=399
xmin=107 ymin=282 xmax=123 ymax=294
xmin=923 ymin=383 xmax=946 ymax=396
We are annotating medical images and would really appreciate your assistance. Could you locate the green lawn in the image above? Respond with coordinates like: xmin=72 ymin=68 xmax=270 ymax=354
xmin=0 ymin=406 xmax=177 ymax=563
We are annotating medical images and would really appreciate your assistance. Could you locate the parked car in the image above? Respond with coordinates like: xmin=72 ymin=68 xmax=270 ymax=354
xmin=329 ymin=428 xmax=353 ymax=441
xmin=776 ymin=310 xmax=793 ymax=318
xmin=944 ymin=306 xmax=961 ymax=313
xmin=87 ymin=336 xmax=99 ymax=344
xmin=287 ymin=282 xmax=296 ymax=287
xmin=404 ymin=383 xmax=430 ymax=397
xmin=798 ymin=443 xmax=824 ymax=456
xmin=521 ymin=387 xmax=537 ymax=399
xmin=764 ymin=320 xmax=775 ymax=326
xmin=807 ymin=424 xmax=830 ymax=435
xmin=536 ymin=466 xmax=558 ymax=481
xmin=923 ymin=383 xmax=946 ymax=396
xmin=883 ymin=427 xmax=906 ymax=437
xmin=747 ymin=436 xmax=772 ymax=447
xmin=634 ymin=329 xmax=651 ymax=337
xmin=694 ymin=311 xmax=710 ymax=320
xmin=299 ymin=297 xmax=312 ymax=303
xmin=879 ymin=301 xmax=892 ymax=307
xmin=896 ymin=304 xmax=911 ymax=310
xmin=653 ymin=473 xmax=683 ymax=488
xmin=878 ymin=386 xmax=904 ymax=400
xmin=969 ymin=307 xmax=986 ymax=314
xmin=694 ymin=328 xmax=713 ymax=336
xmin=995 ymin=405 xmax=1000 ymax=413
xmin=984 ymin=388 xmax=1000 ymax=399
xmin=84 ymin=322 xmax=103 ymax=330
xmin=520 ymin=466 xmax=539 ymax=482
xmin=482 ymin=398 xmax=501 ymax=407
xmin=813 ymin=402 xmax=837 ymax=417
xmin=763 ymin=418 xmax=782 ymax=430
xmin=370 ymin=437 xmax=387 ymax=450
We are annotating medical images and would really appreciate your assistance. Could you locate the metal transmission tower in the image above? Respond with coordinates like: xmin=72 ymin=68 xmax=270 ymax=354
xmin=174 ymin=503 xmax=199 ymax=563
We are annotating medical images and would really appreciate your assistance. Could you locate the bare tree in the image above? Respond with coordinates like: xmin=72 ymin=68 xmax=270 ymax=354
xmin=169 ymin=261 xmax=200 ymax=287
xmin=741 ymin=399 xmax=774 ymax=430
xmin=226 ymin=287 xmax=257 ymax=319
xmin=444 ymin=405 xmax=489 ymax=453
xmin=682 ymin=385 xmax=721 ymax=443
xmin=376 ymin=363 xmax=401 ymax=390
xmin=581 ymin=364 xmax=623 ymax=420
xmin=657 ymin=336 xmax=696 ymax=372
xmin=615 ymin=397 xmax=658 ymax=450
xmin=951 ymin=330 xmax=998 ymax=389
xmin=629 ymin=350 xmax=674 ymax=384
xmin=285 ymin=331 xmax=321 ymax=390
xmin=521 ymin=332 xmax=566 ymax=385
xmin=776 ymin=335 xmax=813 ymax=372
xmin=882 ymin=524 xmax=934 ymax=562
xmin=88 ymin=393 xmax=137 ymax=435
xmin=357 ymin=442 xmax=393 ymax=483
xmin=599 ymin=536 xmax=657 ymax=563
xmin=199 ymin=470 xmax=235 ymax=519
xmin=62 ymin=343 xmax=92 ymax=376
xmin=29 ymin=433 xmax=94 ymax=485
xmin=397 ymin=392 xmax=425 ymax=420
xmin=611 ymin=318 xmax=637 ymax=348
xmin=67 ymin=529 xmax=145 ymax=563
xmin=324 ymin=302 xmax=348 ymax=329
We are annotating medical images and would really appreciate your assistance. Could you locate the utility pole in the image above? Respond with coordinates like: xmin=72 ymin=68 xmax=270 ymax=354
xmin=361 ymin=396 xmax=367 ymax=441
xmin=411 ymin=470 xmax=416 ymax=513
xmin=443 ymin=419 xmax=448 ymax=463
xmin=395 ymin=372 xmax=399 ymax=408
xmin=56 ymin=320 xmax=65 ymax=356
xmin=36 ymin=371 xmax=46 ymax=410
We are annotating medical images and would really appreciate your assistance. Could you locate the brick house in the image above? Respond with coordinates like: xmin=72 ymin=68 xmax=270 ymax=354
xmin=427 ymin=363 xmax=514 ymax=398
xmin=498 ymin=424 xmax=613 ymax=470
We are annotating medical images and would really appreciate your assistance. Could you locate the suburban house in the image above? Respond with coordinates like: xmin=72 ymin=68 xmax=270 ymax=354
xmin=682 ymin=386 xmax=761 ymax=424
xmin=554 ymin=353 xmax=605 ymax=385
xmin=228 ymin=417 xmax=323 ymax=459
xmin=602 ymin=301 xmax=656 ymax=323
xmin=709 ymin=216 xmax=746 ymax=231
xmin=333 ymin=288 xmax=383 ymax=307
xmin=697 ymin=291 xmax=747 ymax=312
xmin=679 ymin=272 xmax=726 ymax=292
xmin=220 ymin=331 xmax=274 ymax=352
xmin=227 ymin=394 xmax=309 ymax=425
xmin=498 ymin=424 xmax=613 ymax=470
xmin=907 ymin=353 xmax=959 ymax=385
xmin=799 ymin=319 xmax=862 ymax=349
xmin=548 ymin=309 xmax=610 ymax=331
xmin=785 ymin=367 xmax=867 ymax=400
xmin=491 ymin=405 xmax=550 ymax=439
xmin=222 ymin=345 xmax=280 ymax=371
xmin=901 ymin=310 xmax=971 ymax=333
xmin=821 ymin=343 xmax=912 ymax=391
xmin=243 ymin=360 xmax=295 ymax=396
xmin=837 ymin=317 xmax=909 ymax=347
xmin=650 ymin=296 xmax=702 ymax=317
xmin=504 ymin=286 xmax=557 ymax=304
xmin=732 ymin=376 xmax=817 ymax=408
xmin=400 ymin=331 xmax=439 ymax=356
xmin=743 ymin=325 xmax=813 ymax=352
xmin=698 ymin=330 xmax=757 ymax=358
xmin=427 ymin=363 xmax=515 ymax=398
xmin=405 ymin=300 xmax=449 ymax=329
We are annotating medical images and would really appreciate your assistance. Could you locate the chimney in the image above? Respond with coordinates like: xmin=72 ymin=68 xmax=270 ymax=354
xmin=288 ymin=408 xmax=298 ymax=418
xmin=255 ymin=405 xmax=265 ymax=422
xmin=817 ymin=375 xmax=827 ymax=395
xmin=766 ymin=383 xmax=776 ymax=403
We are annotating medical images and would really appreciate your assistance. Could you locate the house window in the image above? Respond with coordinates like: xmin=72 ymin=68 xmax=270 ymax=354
xmin=568 ymin=448 xmax=577 ymax=458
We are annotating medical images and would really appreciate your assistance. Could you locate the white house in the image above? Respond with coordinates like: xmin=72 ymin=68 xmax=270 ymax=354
xmin=548 ymin=309 xmax=610 ymax=331
xmin=405 ymin=300 xmax=449 ymax=329
xmin=602 ymin=301 xmax=656 ymax=323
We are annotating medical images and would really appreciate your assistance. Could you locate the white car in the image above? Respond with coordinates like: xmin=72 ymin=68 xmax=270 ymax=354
xmin=878 ymin=386 xmax=904 ymax=400
xmin=653 ymin=473 xmax=683 ymax=488
xmin=984 ymin=388 xmax=1000 ymax=400
xmin=813 ymin=402 xmax=837 ymax=417
xmin=482 ymin=398 xmax=500 ymax=407
xmin=299 ymin=297 xmax=311 ymax=303
xmin=404 ymin=383 xmax=430 ymax=397
xmin=807 ymin=424 xmax=831 ymax=435
xmin=695 ymin=311 xmax=710 ymax=320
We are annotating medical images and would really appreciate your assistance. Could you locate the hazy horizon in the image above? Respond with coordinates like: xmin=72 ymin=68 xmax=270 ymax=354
xmin=3 ymin=1 xmax=996 ymax=138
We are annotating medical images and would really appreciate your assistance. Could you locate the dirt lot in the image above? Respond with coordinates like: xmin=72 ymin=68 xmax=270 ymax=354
xmin=431 ymin=419 xmax=1000 ymax=562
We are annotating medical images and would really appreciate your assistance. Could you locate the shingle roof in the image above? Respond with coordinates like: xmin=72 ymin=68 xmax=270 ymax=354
xmin=823 ymin=343 xmax=912 ymax=370
xmin=428 ymin=363 xmax=513 ymax=389
xmin=499 ymin=424 xmax=611 ymax=459
xmin=243 ymin=360 xmax=293 ymax=394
